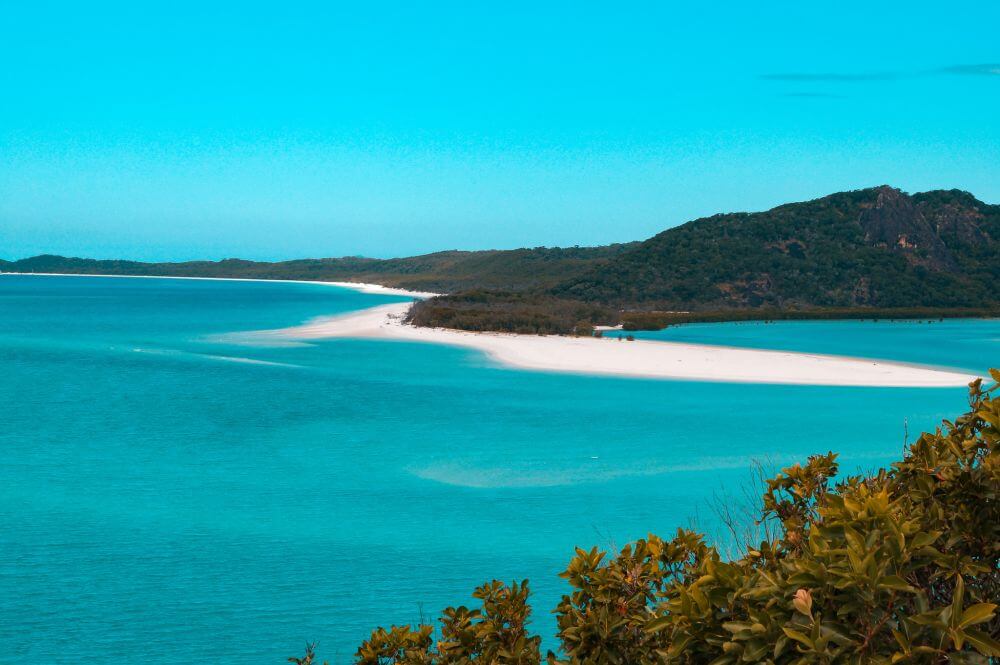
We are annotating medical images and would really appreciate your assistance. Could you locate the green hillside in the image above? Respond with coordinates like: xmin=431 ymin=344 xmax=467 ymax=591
xmin=2 ymin=245 xmax=635 ymax=293
xmin=554 ymin=186 xmax=1000 ymax=310
xmin=6 ymin=185 xmax=999 ymax=333
xmin=409 ymin=186 xmax=1000 ymax=332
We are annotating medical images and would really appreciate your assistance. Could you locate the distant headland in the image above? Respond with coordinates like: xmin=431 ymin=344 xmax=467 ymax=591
xmin=5 ymin=185 xmax=999 ymax=333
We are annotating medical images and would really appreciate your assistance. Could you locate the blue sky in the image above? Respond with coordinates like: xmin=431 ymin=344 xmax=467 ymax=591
xmin=2 ymin=1 xmax=998 ymax=261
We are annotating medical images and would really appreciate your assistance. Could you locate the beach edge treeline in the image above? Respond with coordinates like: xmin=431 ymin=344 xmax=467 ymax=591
xmin=5 ymin=185 xmax=999 ymax=333
xmin=294 ymin=370 xmax=1000 ymax=664
xmin=616 ymin=307 xmax=1000 ymax=331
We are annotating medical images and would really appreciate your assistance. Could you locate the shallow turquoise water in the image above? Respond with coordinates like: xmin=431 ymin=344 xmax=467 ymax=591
xmin=625 ymin=318 xmax=1000 ymax=374
xmin=0 ymin=275 xmax=993 ymax=662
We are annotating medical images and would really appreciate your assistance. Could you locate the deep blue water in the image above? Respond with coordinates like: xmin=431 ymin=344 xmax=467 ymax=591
xmin=1 ymin=275 xmax=995 ymax=663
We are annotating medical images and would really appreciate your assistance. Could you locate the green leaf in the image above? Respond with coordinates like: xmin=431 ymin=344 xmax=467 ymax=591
xmin=964 ymin=629 xmax=1000 ymax=657
xmin=910 ymin=531 xmax=940 ymax=548
xmin=773 ymin=634 xmax=789 ymax=659
xmin=821 ymin=622 xmax=856 ymax=646
xmin=879 ymin=575 xmax=916 ymax=592
xmin=741 ymin=639 xmax=768 ymax=661
xmin=782 ymin=627 xmax=813 ymax=649
xmin=644 ymin=616 xmax=672 ymax=633
xmin=909 ymin=610 xmax=946 ymax=628
xmin=706 ymin=656 xmax=736 ymax=665
xmin=959 ymin=604 xmax=997 ymax=628
xmin=951 ymin=577 xmax=966 ymax=629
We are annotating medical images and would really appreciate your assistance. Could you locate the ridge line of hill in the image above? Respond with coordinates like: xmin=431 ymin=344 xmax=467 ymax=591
xmin=4 ymin=185 xmax=999 ymax=333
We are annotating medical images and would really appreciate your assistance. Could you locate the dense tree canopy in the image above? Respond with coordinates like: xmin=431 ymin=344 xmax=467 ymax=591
xmin=555 ymin=187 xmax=1000 ymax=311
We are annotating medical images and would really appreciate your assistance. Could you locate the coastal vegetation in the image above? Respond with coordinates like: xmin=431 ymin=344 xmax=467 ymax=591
xmin=617 ymin=307 xmax=1000 ymax=331
xmin=295 ymin=370 xmax=1000 ymax=664
xmin=6 ymin=186 xmax=999 ymax=333
xmin=0 ymin=244 xmax=636 ymax=294
xmin=405 ymin=291 xmax=614 ymax=335
xmin=409 ymin=301 xmax=1000 ymax=335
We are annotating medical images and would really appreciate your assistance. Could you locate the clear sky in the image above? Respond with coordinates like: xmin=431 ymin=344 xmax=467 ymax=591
xmin=2 ymin=1 xmax=998 ymax=261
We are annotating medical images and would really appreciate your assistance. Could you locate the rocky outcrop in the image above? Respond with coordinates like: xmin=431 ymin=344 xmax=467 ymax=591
xmin=916 ymin=194 xmax=991 ymax=246
xmin=857 ymin=186 xmax=957 ymax=271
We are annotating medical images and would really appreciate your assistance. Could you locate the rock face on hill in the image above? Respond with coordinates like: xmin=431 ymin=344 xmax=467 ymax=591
xmin=553 ymin=186 xmax=999 ymax=310
xmin=858 ymin=186 xmax=956 ymax=270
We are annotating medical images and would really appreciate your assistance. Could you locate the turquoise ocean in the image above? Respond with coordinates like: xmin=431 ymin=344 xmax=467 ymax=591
xmin=1 ymin=275 xmax=997 ymax=662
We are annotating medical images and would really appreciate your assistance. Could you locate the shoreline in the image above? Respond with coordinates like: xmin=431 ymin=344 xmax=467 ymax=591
xmin=260 ymin=301 xmax=978 ymax=387
xmin=4 ymin=272 xmax=982 ymax=386
xmin=0 ymin=271 xmax=440 ymax=299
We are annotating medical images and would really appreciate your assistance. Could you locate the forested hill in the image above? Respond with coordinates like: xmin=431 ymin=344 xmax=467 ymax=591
xmin=408 ymin=186 xmax=1000 ymax=332
xmin=5 ymin=186 xmax=999 ymax=331
xmin=554 ymin=186 xmax=1000 ymax=310
xmin=1 ymin=244 xmax=636 ymax=293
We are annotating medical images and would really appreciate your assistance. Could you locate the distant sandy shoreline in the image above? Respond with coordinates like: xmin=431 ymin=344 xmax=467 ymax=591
xmin=263 ymin=301 xmax=977 ymax=387
xmin=0 ymin=271 xmax=440 ymax=299
xmin=5 ymin=271 xmax=978 ymax=386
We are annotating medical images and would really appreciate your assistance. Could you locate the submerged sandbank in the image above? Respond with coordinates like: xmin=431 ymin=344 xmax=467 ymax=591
xmin=263 ymin=302 xmax=978 ymax=387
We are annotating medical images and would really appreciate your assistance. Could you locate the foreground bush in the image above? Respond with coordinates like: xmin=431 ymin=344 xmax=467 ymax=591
xmin=297 ymin=370 xmax=999 ymax=664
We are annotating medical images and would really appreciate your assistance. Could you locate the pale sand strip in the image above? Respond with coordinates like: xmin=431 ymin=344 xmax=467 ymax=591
xmin=0 ymin=272 xmax=439 ymax=299
xmin=6 ymin=272 xmax=978 ymax=386
xmin=266 ymin=302 xmax=977 ymax=387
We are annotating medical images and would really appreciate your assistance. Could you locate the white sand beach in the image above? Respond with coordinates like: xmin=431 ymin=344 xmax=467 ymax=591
xmin=324 ymin=281 xmax=439 ymax=299
xmin=0 ymin=272 xmax=439 ymax=299
xmin=267 ymin=301 xmax=978 ymax=387
xmin=5 ymin=272 xmax=979 ymax=387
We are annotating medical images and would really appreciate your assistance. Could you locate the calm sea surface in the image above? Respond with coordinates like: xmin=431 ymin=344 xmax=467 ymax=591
xmin=2 ymin=275 xmax=997 ymax=662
